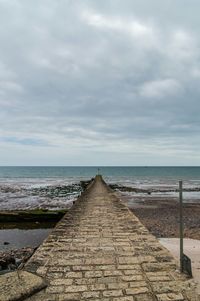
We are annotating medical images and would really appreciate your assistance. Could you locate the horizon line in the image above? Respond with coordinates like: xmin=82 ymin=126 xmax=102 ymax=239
xmin=0 ymin=165 xmax=200 ymax=168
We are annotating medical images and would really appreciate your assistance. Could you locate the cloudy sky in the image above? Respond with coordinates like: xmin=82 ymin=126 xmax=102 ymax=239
xmin=0 ymin=0 xmax=200 ymax=166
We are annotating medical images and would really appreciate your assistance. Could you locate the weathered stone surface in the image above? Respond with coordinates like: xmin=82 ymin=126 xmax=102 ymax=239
xmin=0 ymin=271 xmax=46 ymax=301
xmin=23 ymin=175 xmax=198 ymax=300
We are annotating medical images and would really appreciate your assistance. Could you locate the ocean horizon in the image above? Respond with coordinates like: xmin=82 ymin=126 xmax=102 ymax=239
xmin=1 ymin=165 xmax=200 ymax=178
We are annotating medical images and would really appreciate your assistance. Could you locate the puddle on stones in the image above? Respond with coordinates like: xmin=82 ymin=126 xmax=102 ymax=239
xmin=0 ymin=222 xmax=56 ymax=250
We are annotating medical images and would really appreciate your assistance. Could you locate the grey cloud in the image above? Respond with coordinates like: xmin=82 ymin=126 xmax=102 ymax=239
xmin=0 ymin=0 xmax=200 ymax=165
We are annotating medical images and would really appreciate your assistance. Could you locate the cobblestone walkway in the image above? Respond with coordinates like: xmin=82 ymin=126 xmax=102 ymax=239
xmin=25 ymin=176 xmax=198 ymax=301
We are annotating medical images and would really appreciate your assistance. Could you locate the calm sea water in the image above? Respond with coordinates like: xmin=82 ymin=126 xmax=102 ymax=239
xmin=1 ymin=166 xmax=200 ymax=180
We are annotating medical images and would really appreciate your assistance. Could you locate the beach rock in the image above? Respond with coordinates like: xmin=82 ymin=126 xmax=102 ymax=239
xmin=0 ymin=260 xmax=8 ymax=269
xmin=31 ymin=184 xmax=82 ymax=198
xmin=0 ymin=254 xmax=15 ymax=270
xmin=109 ymin=184 xmax=150 ymax=193
xmin=15 ymin=258 xmax=22 ymax=265
xmin=8 ymin=263 xmax=16 ymax=270
xmin=80 ymin=180 xmax=93 ymax=190
xmin=0 ymin=247 xmax=36 ymax=273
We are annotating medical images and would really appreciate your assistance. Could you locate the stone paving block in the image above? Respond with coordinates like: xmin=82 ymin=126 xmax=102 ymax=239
xmin=72 ymin=265 xmax=94 ymax=271
xmin=117 ymin=264 xmax=141 ymax=270
xmin=107 ymin=282 xmax=129 ymax=289
xmin=113 ymin=297 xmax=134 ymax=301
xmin=134 ymin=293 xmax=154 ymax=301
xmin=47 ymin=272 xmax=64 ymax=279
xmin=85 ymin=257 xmax=115 ymax=265
xmin=104 ymin=270 xmax=123 ymax=276
xmin=74 ymin=277 xmax=96 ymax=285
xmin=90 ymin=284 xmax=106 ymax=291
xmin=58 ymin=293 xmax=80 ymax=300
xmin=36 ymin=267 xmax=49 ymax=276
xmin=85 ymin=271 xmax=103 ymax=278
xmin=125 ymin=287 xmax=149 ymax=295
xmin=118 ymin=257 xmax=139 ymax=264
xmin=142 ymin=262 xmax=176 ymax=272
xmin=49 ymin=279 xmax=73 ymax=286
xmin=102 ymin=290 xmax=123 ymax=297
xmin=138 ymin=255 xmax=156 ymax=263
xmin=151 ymin=281 xmax=186 ymax=294
xmin=129 ymin=281 xmax=148 ymax=288
xmin=64 ymin=271 xmax=82 ymax=278
xmin=94 ymin=265 xmax=116 ymax=271
xmin=64 ymin=285 xmax=88 ymax=293
xmin=48 ymin=267 xmax=70 ymax=273
xmin=67 ymin=257 xmax=84 ymax=264
xmin=156 ymin=292 xmax=185 ymax=301
xmin=146 ymin=271 xmax=172 ymax=282
xmin=97 ymin=276 xmax=120 ymax=284
xmin=82 ymin=291 xmax=100 ymax=299
xmin=46 ymin=285 xmax=65 ymax=294
xmin=123 ymin=269 xmax=142 ymax=275
xmin=26 ymin=291 xmax=58 ymax=301
xmin=122 ymin=275 xmax=144 ymax=281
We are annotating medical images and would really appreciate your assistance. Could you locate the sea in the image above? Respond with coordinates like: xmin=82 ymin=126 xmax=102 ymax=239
xmin=0 ymin=166 xmax=200 ymax=250
xmin=0 ymin=166 xmax=200 ymax=211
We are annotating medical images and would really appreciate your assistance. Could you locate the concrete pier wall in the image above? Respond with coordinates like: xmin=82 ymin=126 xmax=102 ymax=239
xmin=24 ymin=175 xmax=198 ymax=301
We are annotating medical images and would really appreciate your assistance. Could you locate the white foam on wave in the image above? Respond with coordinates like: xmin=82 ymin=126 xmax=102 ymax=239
xmin=0 ymin=177 xmax=82 ymax=210
xmin=0 ymin=193 xmax=77 ymax=211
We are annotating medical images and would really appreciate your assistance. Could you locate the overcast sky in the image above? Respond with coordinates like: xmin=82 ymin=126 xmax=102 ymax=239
xmin=0 ymin=0 xmax=200 ymax=166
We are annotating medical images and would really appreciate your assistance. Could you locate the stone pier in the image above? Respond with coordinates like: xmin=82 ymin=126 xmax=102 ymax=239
xmin=7 ymin=176 xmax=200 ymax=300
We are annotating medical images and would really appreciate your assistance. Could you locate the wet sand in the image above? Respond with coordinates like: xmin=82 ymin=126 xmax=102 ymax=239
xmin=120 ymin=194 xmax=200 ymax=240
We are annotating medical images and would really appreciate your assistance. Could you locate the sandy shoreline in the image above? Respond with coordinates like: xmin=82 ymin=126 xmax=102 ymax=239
xmin=123 ymin=195 xmax=200 ymax=240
